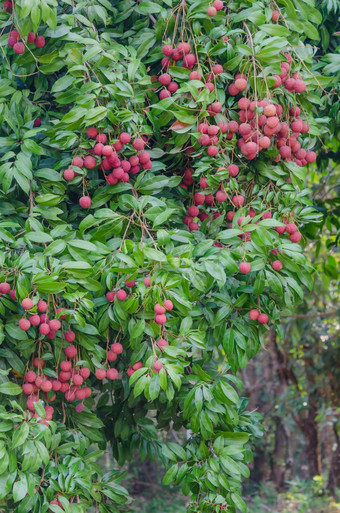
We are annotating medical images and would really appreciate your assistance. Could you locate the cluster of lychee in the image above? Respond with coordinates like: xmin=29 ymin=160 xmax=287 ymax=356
xmin=94 ymin=340 xmax=122 ymax=381
xmin=273 ymin=53 xmax=307 ymax=93
xmin=7 ymin=29 xmax=45 ymax=55
xmin=180 ymin=173 xmax=303 ymax=244
xmin=248 ymin=309 xmax=269 ymax=324
xmin=195 ymin=118 xmax=238 ymax=157
xmin=17 ymin=297 xmax=64 ymax=337
xmin=161 ymin=41 xmax=197 ymax=72
xmin=275 ymin=219 xmax=302 ymax=243
xmin=22 ymin=346 xmax=92 ymax=421
xmin=236 ymin=98 xmax=316 ymax=165
xmin=106 ymin=280 xmax=173 ymax=325
xmin=127 ymin=337 xmax=168 ymax=377
xmin=63 ymin=127 xmax=152 ymax=209
xmin=228 ymin=74 xmax=248 ymax=96
xmin=105 ymin=278 xmax=173 ymax=375
xmin=207 ymin=0 xmax=224 ymax=17
xmin=182 ymin=174 xmax=244 ymax=231
xmin=0 ymin=289 xmax=94 ymax=417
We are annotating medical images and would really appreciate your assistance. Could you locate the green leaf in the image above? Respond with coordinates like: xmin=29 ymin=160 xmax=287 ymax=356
xmin=12 ymin=422 xmax=29 ymax=449
xmin=205 ymin=261 xmax=226 ymax=285
xmin=162 ymin=463 xmax=178 ymax=485
xmin=143 ymin=247 xmax=167 ymax=262
xmin=0 ymin=382 xmax=22 ymax=395
xmin=231 ymin=493 xmax=247 ymax=513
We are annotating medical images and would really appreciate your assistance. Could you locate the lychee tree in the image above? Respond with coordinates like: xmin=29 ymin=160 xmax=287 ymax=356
xmin=0 ymin=0 xmax=333 ymax=512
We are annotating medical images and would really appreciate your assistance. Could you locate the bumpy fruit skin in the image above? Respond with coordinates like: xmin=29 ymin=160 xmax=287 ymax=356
xmin=41 ymin=380 xmax=52 ymax=392
xmin=84 ymin=155 xmax=96 ymax=169
xmin=119 ymin=132 xmax=131 ymax=144
xmin=143 ymin=277 xmax=151 ymax=287
xmin=258 ymin=313 xmax=269 ymax=324
xmin=216 ymin=191 xmax=227 ymax=202
xmin=159 ymin=73 xmax=171 ymax=86
xmin=285 ymin=223 xmax=297 ymax=235
xmin=52 ymin=380 xmax=62 ymax=391
xmin=27 ymin=31 xmax=35 ymax=43
xmin=87 ymin=127 xmax=98 ymax=138
xmin=290 ymin=231 xmax=302 ymax=243
xmin=19 ymin=318 xmax=31 ymax=331
xmin=213 ymin=0 xmax=223 ymax=10
xmin=33 ymin=357 xmax=45 ymax=368
xmin=107 ymin=350 xmax=117 ymax=361
xmin=306 ymin=151 xmax=316 ymax=163
xmin=235 ymin=78 xmax=247 ymax=91
xmin=49 ymin=319 xmax=61 ymax=331
xmin=79 ymin=196 xmax=92 ymax=209
xmin=39 ymin=323 xmax=50 ymax=335
xmin=60 ymin=360 xmax=71 ymax=372
xmin=107 ymin=368 xmax=119 ymax=380
xmin=272 ymin=260 xmax=283 ymax=271
xmin=29 ymin=314 xmax=40 ymax=326
xmin=95 ymin=368 xmax=106 ymax=380
xmin=111 ymin=342 xmax=123 ymax=354
xmin=232 ymin=195 xmax=244 ymax=207
xmin=4 ymin=1 xmax=12 ymax=12
xmin=106 ymin=291 xmax=115 ymax=302
xmin=80 ymin=367 xmax=90 ymax=379
xmin=162 ymin=45 xmax=173 ymax=56
xmin=163 ymin=300 xmax=173 ymax=311
xmin=156 ymin=338 xmax=168 ymax=350
xmin=72 ymin=156 xmax=83 ymax=167
xmin=271 ymin=9 xmax=280 ymax=21
xmin=153 ymin=361 xmax=163 ymax=372
xmin=154 ymin=304 xmax=166 ymax=315
xmin=228 ymin=164 xmax=239 ymax=177
xmin=64 ymin=168 xmax=75 ymax=181
xmin=116 ymin=289 xmax=127 ymax=301
xmin=37 ymin=300 xmax=47 ymax=312
xmin=22 ymin=298 xmax=33 ymax=310
xmin=65 ymin=390 xmax=76 ymax=401
xmin=132 ymin=138 xmax=144 ymax=150
xmin=159 ymin=89 xmax=171 ymax=100
xmin=22 ymin=383 xmax=34 ymax=395
xmin=249 ymin=309 xmax=260 ymax=320
xmin=132 ymin=361 xmax=143 ymax=371
xmin=208 ymin=145 xmax=219 ymax=156
xmin=75 ymin=404 xmax=84 ymax=413
xmin=0 ymin=282 xmax=10 ymax=294
xmin=25 ymin=371 xmax=36 ymax=383
xmin=34 ymin=36 xmax=45 ymax=48
xmin=7 ymin=36 xmax=16 ymax=47
xmin=13 ymin=42 xmax=25 ymax=54
xmin=155 ymin=314 xmax=167 ymax=325
xmin=207 ymin=6 xmax=217 ymax=16
xmin=73 ymin=374 xmax=83 ymax=386
xmin=239 ymin=262 xmax=251 ymax=274
xmin=65 ymin=346 xmax=77 ymax=358
xmin=65 ymin=330 xmax=75 ymax=342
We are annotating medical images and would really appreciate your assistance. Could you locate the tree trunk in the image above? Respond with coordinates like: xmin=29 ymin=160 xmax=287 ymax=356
xmin=271 ymin=416 xmax=286 ymax=490
xmin=293 ymin=362 xmax=322 ymax=479
xmin=327 ymin=425 xmax=340 ymax=493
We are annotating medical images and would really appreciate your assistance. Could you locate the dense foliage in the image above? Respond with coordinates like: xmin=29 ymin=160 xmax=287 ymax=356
xmin=0 ymin=0 xmax=336 ymax=512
